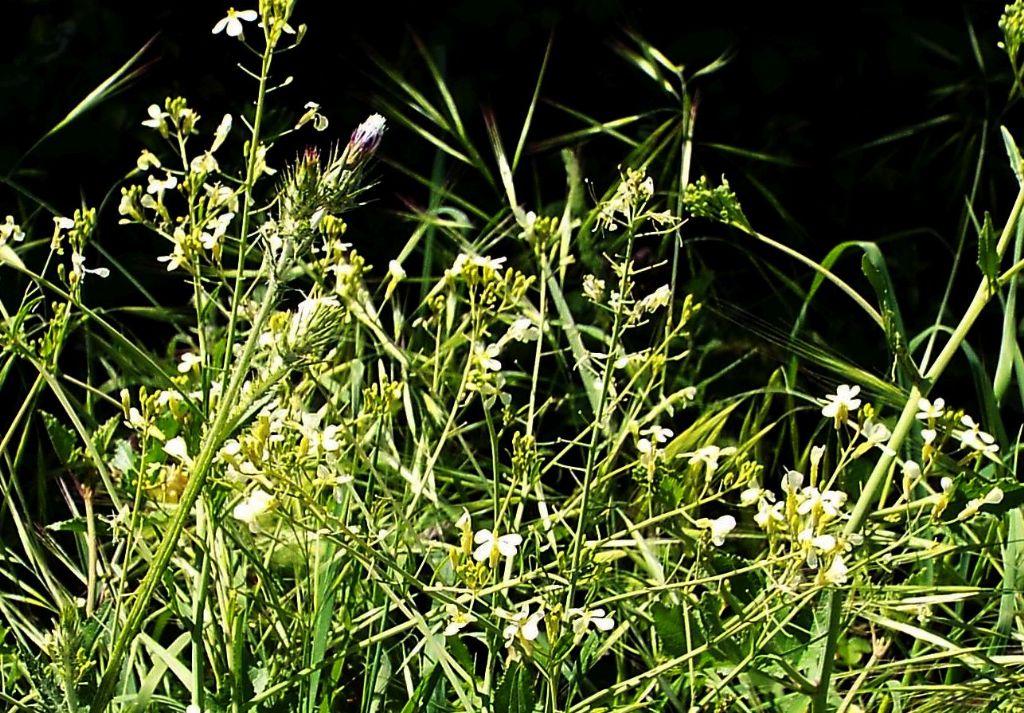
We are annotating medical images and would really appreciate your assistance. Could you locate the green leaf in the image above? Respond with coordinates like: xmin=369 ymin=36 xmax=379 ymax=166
xmin=978 ymin=211 xmax=1000 ymax=294
xmin=110 ymin=439 xmax=136 ymax=474
xmin=651 ymin=601 xmax=687 ymax=657
xmin=40 ymin=410 xmax=79 ymax=466
xmin=1003 ymin=125 xmax=1024 ymax=186
xmin=0 ymin=244 xmax=25 ymax=270
xmin=996 ymin=508 xmax=1024 ymax=642
xmin=493 ymin=661 xmax=535 ymax=713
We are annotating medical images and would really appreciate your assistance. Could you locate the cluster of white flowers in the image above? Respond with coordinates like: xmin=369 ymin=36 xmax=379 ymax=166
xmin=595 ymin=167 xmax=655 ymax=231
xmin=443 ymin=511 xmax=615 ymax=660
xmin=741 ymin=467 xmax=852 ymax=586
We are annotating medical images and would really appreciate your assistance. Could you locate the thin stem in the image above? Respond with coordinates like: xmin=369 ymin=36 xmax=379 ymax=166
xmin=90 ymin=26 xmax=281 ymax=701
xmin=811 ymin=186 xmax=1024 ymax=712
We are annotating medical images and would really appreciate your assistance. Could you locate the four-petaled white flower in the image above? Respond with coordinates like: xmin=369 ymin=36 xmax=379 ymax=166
xmin=640 ymin=425 xmax=674 ymax=444
xmin=502 ymin=605 xmax=544 ymax=645
xmin=688 ymin=444 xmax=736 ymax=478
xmin=505 ymin=316 xmax=540 ymax=343
xmin=821 ymin=553 xmax=848 ymax=585
xmin=695 ymin=514 xmax=736 ymax=546
xmin=956 ymin=415 xmax=999 ymax=460
xmin=472 ymin=529 xmax=522 ymax=564
xmin=232 ymin=488 xmax=275 ymax=533
xmin=821 ymin=384 xmax=861 ymax=427
xmin=178 ymin=351 xmax=201 ymax=373
xmin=567 ymin=607 xmax=615 ymax=638
xmin=916 ymin=397 xmax=945 ymax=421
xmin=473 ymin=343 xmax=502 ymax=373
xmin=443 ymin=603 xmax=476 ymax=636
xmin=147 ymin=172 xmax=178 ymax=196
xmin=141 ymin=104 xmax=169 ymax=131
xmin=212 ymin=8 xmax=258 ymax=38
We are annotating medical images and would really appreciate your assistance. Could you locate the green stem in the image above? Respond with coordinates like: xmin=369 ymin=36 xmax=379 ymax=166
xmin=810 ymin=186 xmax=1024 ymax=712
xmin=90 ymin=26 xmax=280 ymax=706
xmin=564 ymin=231 xmax=635 ymax=610
xmin=222 ymin=39 xmax=274 ymax=374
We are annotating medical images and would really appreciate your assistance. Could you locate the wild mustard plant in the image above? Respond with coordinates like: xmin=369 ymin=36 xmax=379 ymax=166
xmin=5 ymin=3 xmax=1024 ymax=712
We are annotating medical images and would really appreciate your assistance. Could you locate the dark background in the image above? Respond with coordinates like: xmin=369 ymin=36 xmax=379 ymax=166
xmin=2 ymin=0 xmax=1019 ymax=401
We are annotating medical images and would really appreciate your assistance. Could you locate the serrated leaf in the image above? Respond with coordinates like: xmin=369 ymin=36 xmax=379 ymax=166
xmin=978 ymin=211 xmax=1000 ymax=294
xmin=493 ymin=661 xmax=535 ymax=713
xmin=44 ymin=518 xmax=87 ymax=534
xmin=651 ymin=601 xmax=687 ymax=657
xmin=40 ymin=411 xmax=79 ymax=466
xmin=110 ymin=439 xmax=136 ymax=473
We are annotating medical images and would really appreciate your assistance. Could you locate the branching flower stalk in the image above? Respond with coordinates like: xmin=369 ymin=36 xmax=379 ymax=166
xmin=90 ymin=10 xmax=288 ymax=711
xmin=811 ymin=184 xmax=1024 ymax=712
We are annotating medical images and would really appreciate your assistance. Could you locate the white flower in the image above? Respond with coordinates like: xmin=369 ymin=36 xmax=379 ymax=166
xmin=472 ymin=529 xmax=523 ymax=564
xmin=957 ymin=486 xmax=1005 ymax=520
xmin=442 ymin=603 xmax=476 ymax=636
xmin=754 ymin=499 xmax=785 ymax=529
xmin=186 ymin=705 xmax=202 ymax=713
xmin=688 ymin=445 xmax=736 ymax=478
xmin=70 ymin=252 xmax=110 ymax=281
xmin=638 ymin=284 xmax=672 ymax=313
xmin=916 ymin=397 xmax=945 ymax=421
xmin=640 ymin=425 xmax=674 ymax=444
xmin=583 ymin=274 xmax=606 ymax=303
xmin=296 ymin=102 xmax=329 ymax=132
xmin=232 ymin=488 xmax=275 ymax=533
xmin=472 ymin=343 xmax=502 ymax=373
xmin=567 ymin=607 xmax=615 ymax=637
xmin=158 ymin=243 xmax=188 ymax=272
xmin=178 ymin=351 xmax=201 ymax=373
xmin=821 ymin=554 xmax=848 ymax=585
xmin=0 ymin=215 xmax=25 ymax=245
xmin=212 ymin=8 xmax=258 ymax=37
xmin=163 ymin=436 xmax=190 ymax=464
xmin=141 ymin=104 xmax=169 ymax=131
xmin=190 ymin=152 xmax=219 ymax=175
xmin=821 ymin=384 xmax=862 ymax=426
xmin=695 ymin=514 xmax=736 ymax=546
xmin=956 ymin=415 xmax=999 ymax=459
xmin=740 ymin=486 xmax=772 ymax=507
xmin=798 ymin=487 xmax=847 ymax=520
xmin=503 ymin=605 xmax=544 ymax=645
xmin=901 ymin=459 xmax=921 ymax=479
xmin=146 ymin=172 xmax=178 ymax=195
xmin=505 ymin=316 xmax=540 ymax=343
xmin=782 ymin=469 xmax=804 ymax=494
xmin=387 ymin=259 xmax=406 ymax=282
xmin=470 ymin=254 xmax=506 ymax=272
xmin=136 ymin=150 xmax=161 ymax=171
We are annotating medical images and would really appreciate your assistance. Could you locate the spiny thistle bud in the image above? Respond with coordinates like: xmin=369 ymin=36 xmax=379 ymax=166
xmin=345 ymin=113 xmax=386 ymax=166
xmin=284 ymin=296 xmax=345 ymax=357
